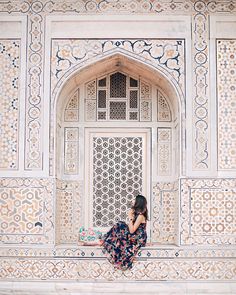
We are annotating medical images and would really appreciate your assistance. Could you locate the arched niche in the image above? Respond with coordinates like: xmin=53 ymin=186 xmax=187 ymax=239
xmin=54 ymin=53 xmax=183 ymax=246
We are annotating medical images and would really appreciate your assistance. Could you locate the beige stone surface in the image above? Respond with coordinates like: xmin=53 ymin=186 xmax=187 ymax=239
xmin=0 ymin=281 xmax=236 ymax=294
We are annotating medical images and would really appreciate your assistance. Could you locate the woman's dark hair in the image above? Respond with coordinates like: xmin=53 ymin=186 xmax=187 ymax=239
xmin=131 ymin=194 xmax=148 ymax=221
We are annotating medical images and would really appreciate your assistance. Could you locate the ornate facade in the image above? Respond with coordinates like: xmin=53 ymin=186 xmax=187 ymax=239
xmin=0 ymin=0 xmax=236 ymax=281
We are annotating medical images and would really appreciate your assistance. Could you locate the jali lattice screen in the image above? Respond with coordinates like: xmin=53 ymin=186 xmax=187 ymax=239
xmin=92 ymin=136 xmax=143 ymax=227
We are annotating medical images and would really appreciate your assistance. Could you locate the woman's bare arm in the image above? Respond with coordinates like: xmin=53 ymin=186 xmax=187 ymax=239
xmin=128 ymin=214 xmax=145 ymax=234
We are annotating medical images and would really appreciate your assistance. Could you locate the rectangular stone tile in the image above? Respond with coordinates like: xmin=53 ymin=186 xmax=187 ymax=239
xmin=0 ymin=282 xmax=13 ymax=290
xmin=123 ymin=282 xmax=187 ymax=293
xmin=186 ymin=282 xmax=231 ymax=293
xmin=12 ymin=282 xmax=56 ymax=291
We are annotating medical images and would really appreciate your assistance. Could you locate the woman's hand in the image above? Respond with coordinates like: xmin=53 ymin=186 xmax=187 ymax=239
xmin=128 ymin=209 xmax=134 ymax=220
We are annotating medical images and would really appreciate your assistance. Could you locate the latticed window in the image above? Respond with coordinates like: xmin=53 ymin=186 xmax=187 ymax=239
xmin=92 ymin=135 xmax=143 ymax=227
xmin=85 ymin=72 xmax=152 ymax=121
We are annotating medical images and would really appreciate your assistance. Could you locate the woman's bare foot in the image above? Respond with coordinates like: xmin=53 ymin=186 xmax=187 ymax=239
xmin=98 ymin=239 xmax=104 ymax=246
xmin=78 ymin=240 xmax=104 ymax=246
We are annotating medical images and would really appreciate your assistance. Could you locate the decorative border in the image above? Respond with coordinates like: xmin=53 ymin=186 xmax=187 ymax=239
xmin=192 ymin=3 xmax=209 ymax=169
xmin=24 ymin=13 xmax=44 ymax=170
xmin=51 ymin=39 xmax=185 ymax=96
xmin=0 ymin=257 xmax=235 ymax=281
xmin=0 ymin=245 xmax=236 ymax=259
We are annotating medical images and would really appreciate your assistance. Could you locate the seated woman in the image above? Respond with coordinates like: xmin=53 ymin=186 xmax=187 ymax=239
xmin=98 ymin=194 xmax=148 ymax=271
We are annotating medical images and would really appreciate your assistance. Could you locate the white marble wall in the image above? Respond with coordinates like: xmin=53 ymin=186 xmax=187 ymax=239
xmin=0 ymin=0 xmax=236 ymax=281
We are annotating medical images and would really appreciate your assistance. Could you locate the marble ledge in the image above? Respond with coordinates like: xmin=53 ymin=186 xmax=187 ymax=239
xmin=0 ymin=244 xmax=236 ymax=258
xmin=0 ymin=281 xmax=236 ymax=294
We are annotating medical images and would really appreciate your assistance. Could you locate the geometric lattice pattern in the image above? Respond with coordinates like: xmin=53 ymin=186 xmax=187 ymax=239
xmin=97 ymin=84 xmax=107 ymax=119
xmin=109 ymin=101 xmax=126 ymax=120
xmin=157 ymin=90 xmax=171 ymax=121
xmin=152 ymin=182 xmax=178 ymax=244
xmin=0 ymin=40 xmax=20 ymax=170
xmin=0 ymin=178 xmax=54 ymax=244
xmin=110 ymin=72 xmax=126 ymax=98
xmin=140 ymin=81 xmax=150 ymax=100
xmin=140 ymin=82 xmax=151 ymax=121
xmin=85 ymin=73 xmax=141 ymax=122
xmin=181 ymin=178 xmax=236 ymax=245
xmin=64 ymin=90 xmax=79 ymax=122
xmin=64 ymin=128 xmax=79 ymax=175
xmin=217 ymin=39 xmax=236 ymax=169
xmin=85 ymin=80 xmax=96 ymax=121
xmin=191 ymin=189 xmax=236 ymax=236
xmin=93 ymin=136 xmax=143 ymax=228
xmin=162 ymin=191 xmax=177 ymax=242
xmin=140 ymin=101 xmax=151 ymax=121
xmin=0 ymin=188 xmax=44 ymax=235
xmin=56 ymin=180 xmax=82 ymax=244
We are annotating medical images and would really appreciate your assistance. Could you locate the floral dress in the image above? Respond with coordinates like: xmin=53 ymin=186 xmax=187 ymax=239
xmin=100 ymin=219 xmax=147 ymax=270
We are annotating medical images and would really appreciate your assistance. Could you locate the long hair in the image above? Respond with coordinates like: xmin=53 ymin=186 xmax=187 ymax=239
xmin=131 ymin=194 xmax=148 ymax=222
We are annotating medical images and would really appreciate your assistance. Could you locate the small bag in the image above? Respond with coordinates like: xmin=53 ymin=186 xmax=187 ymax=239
xmin=78 ymin=226 xmax=102 ymax=243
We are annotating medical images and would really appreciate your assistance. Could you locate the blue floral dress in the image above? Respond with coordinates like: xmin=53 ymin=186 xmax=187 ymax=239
xmin=100 ymin=219 xmax=147 ymax=270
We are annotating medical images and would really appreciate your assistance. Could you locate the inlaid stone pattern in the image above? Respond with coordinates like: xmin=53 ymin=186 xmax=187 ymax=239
xmin=152 ymin=182 xmax=178 ymax=244
xmin=217 ymin=40 xmax=236 ymax=170
xmin=0 ymin=257 xmax=236 ymax=281
xmin=192 ymin=2 xmax=210 ymax=170
xmin=157 ymin=128 xmax=172 ymax=176
xmin=51 ymin=39 xmax=185 ymax=97
xmin=64 ymin=128 xmax=79 ymax=175
xmin=64 ymin=90 xmax=79 ymax=122
xmin=157 ymin=90 xmax=171 ymax=122
xmin=0 ymin=244 xmax=236 ymax=259
xmin=49 ymin=0 xmax=193 ymax=14
xmin=50 ymin=39 xmax=185 ymax=174
xmin=1 ymin=244 xmax=236 ymax=259
xmin=181 ymin=179 xmax=236 ymax=245
xmin=0 ymin=187 xmax=44 ymax=235
xmin=1 ymin=0 xmax=236 ymax=16
xmin=0 ymin=0 xmax=235 ymax=175
xmin=0 ymin=40 xmax=20 ymax=170
xmin=140 ymin=81 xmax=151 ymax=121
xmin=56 ymin=180 xmax=82 ymax=244
xmin=85 ymin=80 xmax=96 ymax=121
xmin=191 ymin=189 xmax=236 ymax=236
xmin=25 ymin=12 xmax=44 ymax=170
xmin=0 ymin=178 xmax=54 ymax=244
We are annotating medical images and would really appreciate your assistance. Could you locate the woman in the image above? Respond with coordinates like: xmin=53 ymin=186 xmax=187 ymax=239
xmin=98 ymin=194 xmax=148 ymax=271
